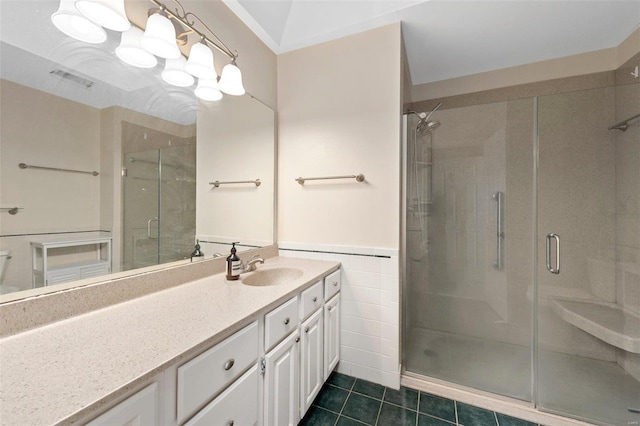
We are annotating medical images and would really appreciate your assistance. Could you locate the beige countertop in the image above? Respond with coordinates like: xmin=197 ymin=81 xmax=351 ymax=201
xmin=0 ymin=256 xmax=340 ymax=426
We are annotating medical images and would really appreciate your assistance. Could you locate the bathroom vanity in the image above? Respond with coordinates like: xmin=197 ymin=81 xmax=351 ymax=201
xmin=0 ymin=251 xmax=340 ymax=426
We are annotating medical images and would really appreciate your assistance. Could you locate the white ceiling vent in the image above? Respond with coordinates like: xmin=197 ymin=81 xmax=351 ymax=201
xmin=49 ymin=69 xmax=94 ymax=89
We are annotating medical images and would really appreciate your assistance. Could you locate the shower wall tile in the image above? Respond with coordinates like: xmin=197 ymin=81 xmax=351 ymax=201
xmin=279 ymin=243 xmax=400 ymax=389
xmin=538 ymin=87 xmax=617 ymax=244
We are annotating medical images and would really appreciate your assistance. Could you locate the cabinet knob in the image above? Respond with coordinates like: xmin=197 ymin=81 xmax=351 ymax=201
xmin=328 ymin=306 xmax=332 ymax=311
xmin=305 ymin=327 xmax=309 ymax=333
xmin=227 ymin=421 xmax=234 ymax=426
xmin=333 ymin=282 xmax=338 ymax=287
xmin=312 ymin=296 xmax=318 ymax=302
xmin=295 ymin=337 xmax=300 ymax=343
xmin=224 ymin=359 xmax=235 ymax=371
xmin=284 ymin=317 xmax=290 ymax=325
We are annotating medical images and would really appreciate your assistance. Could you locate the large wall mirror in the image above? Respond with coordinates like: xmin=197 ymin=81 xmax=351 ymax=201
xmin=0 ymin=1 xmax=275 ymax=300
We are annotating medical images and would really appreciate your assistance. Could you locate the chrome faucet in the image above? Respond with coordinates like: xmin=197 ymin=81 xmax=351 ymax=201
xmin=243 ymin=254 xmax=265 ymax=272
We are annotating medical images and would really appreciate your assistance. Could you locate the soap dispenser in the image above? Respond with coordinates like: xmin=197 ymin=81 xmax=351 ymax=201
xmin=226 ymin=242 xmax=241 ymax=280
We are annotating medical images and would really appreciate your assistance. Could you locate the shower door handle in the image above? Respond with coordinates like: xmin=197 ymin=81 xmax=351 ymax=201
xmin=492 ymin=191 xmax=504 ymax=270
xmin=546 ymin=233 xmax=560 ymax=274
xmin=147 ymin=217 xmax=159 ymax=239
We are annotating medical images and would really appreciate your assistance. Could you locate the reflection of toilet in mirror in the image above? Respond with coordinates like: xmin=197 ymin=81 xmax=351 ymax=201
xmin=0 ymin=250 xmax=12 ymax=288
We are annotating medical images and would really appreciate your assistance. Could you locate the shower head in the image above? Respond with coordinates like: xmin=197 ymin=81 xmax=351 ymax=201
xmin=408 ymin=102 xmax=443 ymax=134
xmin=417 ymin=120 xmax=440 ymax=133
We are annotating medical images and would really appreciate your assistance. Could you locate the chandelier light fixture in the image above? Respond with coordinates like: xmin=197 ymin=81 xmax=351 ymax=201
xmin=50 ymin=0 xmax=246 ymax=101
xmin=51 ymin=0 xmax=107 ymax=44
xmin=115 ymin=27 xmax=158 ymax=68
xmin=162 ymin=56 xmax=195 ymax=87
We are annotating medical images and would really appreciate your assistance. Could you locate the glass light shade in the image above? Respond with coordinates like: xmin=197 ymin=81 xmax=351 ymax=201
xmin=140 ymin=13 xmax=181 ymax=59
xmin=161 ymin=57 xmax=194 ymax=87
xmin=75 ymin=0 xmax=130 ymax=32
xmin=51 ymin=0 xmax=106 ymax=44
xmin=195 ymin=78 xmax=223 ymax=101
xmin=115 ymin=27 xmax=157 ymax=68
xmin=217 ymin=62 xmax=245 ymax=96
xmin=185 ymin=42 xmax=217 ymax=80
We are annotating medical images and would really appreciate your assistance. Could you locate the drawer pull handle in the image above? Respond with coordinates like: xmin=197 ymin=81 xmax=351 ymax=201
xmin=305 ymin=327 xmax=309 ymax=333
xmin=313 ymin=296 xmax=318 ymax=302
xmin=284 ymin=318 xmax=290 ymax=325
xmin=224 ymin=359 xmax=235 ymax=371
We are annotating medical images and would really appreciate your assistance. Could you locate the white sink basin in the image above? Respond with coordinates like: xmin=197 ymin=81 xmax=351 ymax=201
xmin=241 ymin=268 xmax=304 ymax=287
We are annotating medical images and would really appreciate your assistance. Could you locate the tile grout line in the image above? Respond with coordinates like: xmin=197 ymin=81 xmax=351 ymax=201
xmin=454 ymin=400 xmax=459 ymax=425
xmin=373 ymin=387 xmax=386 ymax=426
xmin=332 ymin=378 xmax=355 ymax=426
xmin=416 ymin=390 xmax=421 ymax=426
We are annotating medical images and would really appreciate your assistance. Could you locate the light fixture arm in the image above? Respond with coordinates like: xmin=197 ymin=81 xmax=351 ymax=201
xmin=149 ymin=0 xmax=238 ymax=60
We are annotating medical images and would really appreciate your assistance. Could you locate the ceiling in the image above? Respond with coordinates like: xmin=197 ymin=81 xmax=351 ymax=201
xmin=222 ymin=0 xmax=640 ymax=85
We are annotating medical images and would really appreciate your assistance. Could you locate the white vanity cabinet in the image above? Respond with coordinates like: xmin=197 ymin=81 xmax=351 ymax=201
xmin=80 ymin=266 xmax=341 ymax=426
xmin=85 ymin=383 xmax=158 ymax=426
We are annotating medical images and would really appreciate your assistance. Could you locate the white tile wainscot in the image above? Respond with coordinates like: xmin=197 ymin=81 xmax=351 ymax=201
xmin=279 ymin=243 xmax=401 ymax=389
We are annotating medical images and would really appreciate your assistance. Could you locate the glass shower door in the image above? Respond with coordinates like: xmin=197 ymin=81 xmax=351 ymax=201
xmin=122 ymin=145 xmax=196 ymax=271
xmin=403 ymin=98 xmax=536 ymax=402
xmin=537 ymin=86 xmax=640 ymax=426
xmin=122 ymin=150 xmax=161 ymax=271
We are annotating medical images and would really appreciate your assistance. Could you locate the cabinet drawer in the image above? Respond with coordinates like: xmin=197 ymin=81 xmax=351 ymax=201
xmin=300 ymin=280 xmax=323 ymax=321
xmin=265 ymin=296 xmax=298 ymax=352
xmin=184 ymin=366 xmax=258 ymax=426
xmin=86 ymin=383 xmax=157 ymax=426
xmin=177 ymin=322 xmax=258 ymax=424
xmin=324 ymin=269 xmax=341 ymax=300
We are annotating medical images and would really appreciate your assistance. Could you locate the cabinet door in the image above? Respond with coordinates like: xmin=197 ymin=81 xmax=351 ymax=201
xmin=86 ymin=383 xmax=157 ymax=426
xmin=324 ymin=294 xmax=340 ymax=381
xmin=300 ymin=308 xmax=324 ymax=416
xmin=264 ymin=330 xmax=300 ymax=426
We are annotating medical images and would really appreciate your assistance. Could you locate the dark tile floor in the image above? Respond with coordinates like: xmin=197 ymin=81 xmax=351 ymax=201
xmin=299 ymin=372 xmax=542 ymax=426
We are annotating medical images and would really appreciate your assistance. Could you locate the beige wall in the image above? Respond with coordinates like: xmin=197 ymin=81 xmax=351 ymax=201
xmin=277 ymin=23 xmax=403 ymax=249
xmin=196 ymin=95 xmax=275 ymax=247
xmin=0 ymin=80 xmax=102 ymax=234
xmin=412 ymin=27 xmax=640 ymax=102
xmin=0 ymin=80 xmax=102 ymax=291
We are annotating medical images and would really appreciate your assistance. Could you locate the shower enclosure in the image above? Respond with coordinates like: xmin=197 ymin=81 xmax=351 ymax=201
xmin=403 ymin=81 xmax=640 ymax=425
xmin=121 ymin=125 xmax=196 ymax=271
